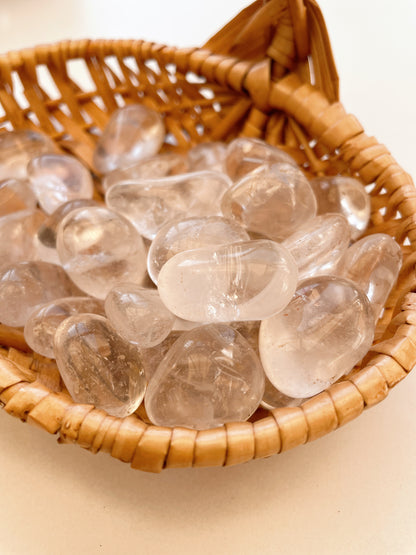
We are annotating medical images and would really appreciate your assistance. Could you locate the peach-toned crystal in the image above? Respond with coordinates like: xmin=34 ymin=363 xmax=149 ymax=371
xmin=0 ymin=178 xmax=37 ymax=216
xmin=187 ymin=142 xmax=227 ymax=172
xmin=0 ymin=209 xmax=46 ymax=266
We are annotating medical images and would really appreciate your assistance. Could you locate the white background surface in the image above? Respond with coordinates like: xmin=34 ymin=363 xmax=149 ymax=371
xmin=0 ymin=1 xmax=415 ymax=554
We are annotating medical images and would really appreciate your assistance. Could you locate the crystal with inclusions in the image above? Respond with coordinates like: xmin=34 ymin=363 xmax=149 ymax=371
xmin=225 ymin=137 xmax=298 ymax=181
xmin=0 ymin=261 xmax=80 ymax=327
xmin=0 ymin=129 xmax=56 ymax=181
xmin=54 ymin=314 xmax=146 ymax=418
xmin=259 ymin=276 xmax=375 ymax=399
xmin=282 ymin=214 xmax=351 ymax=280
xmin=337 ymin=233 xmax=402 ymax=321
xmin=102 ymin=153 xmax=188 ymax=193
xmin=24 ymin=296 xmax=105 ymax=358
xmin=56 ymin=206 xmax=147 ymax=299
xmin=105 ymin=284 xmax=175 ymax=348
xmin=145 ymin=324 xmax=265 ymax=429
xmin=147 ymin=216 xmax=250 ymax=284
xmin=310 ymin=176 xmax=371 ymax=240
xmin=187 ymin=142 xmax=227 ymax=172
xmin=28 ymin=154 xmax=94 ymax=214
xmin=140 ymin=331 xmax=183 ymax=381
xmin=93 ymin=104 xmax=165 ymax=174
xmin=106 ymin=171 xmax=231 ymax=239
xmin=221 ymin=164 xmax=317 ymax=241
xmin=0 ymin=209 xmax=46 ymax=267
xmin=158 ymin=239 xmax=298 ymax=322
xmin=261 ymin=376 xmax=306 ymax=410
xmin=0 ymin=178 xmax=37 ymax=217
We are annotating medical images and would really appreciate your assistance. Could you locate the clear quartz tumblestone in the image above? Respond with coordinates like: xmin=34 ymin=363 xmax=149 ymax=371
xmin=259 ymin=276 xmax=375 ymax=399
xmin=144 ymin=323 xmax=265 ymax=429
xmin=93 ymin=104 xmax=165 ymax=174
xmin=105 ymin=284 xmax=175 ymax=348
xmin=261 ymin=376 xmax=307 ymax=410
xmin=157 ymin=239 xmax=298 ymax=322
xmin=140 ymin=330 xmax=183 ymax=382
xmin=147 ymin=216 xmax=250 ymax=284
xmin=0 ymin=209 xmax=46 ymax=267
xmin=56 ymin=206 xmax=147 ymax=299
xmin=0 ymin=178 xmax=37 ymax=217
xmin=187 ymin=142 xmax=227 ymax=172
xmin=54 ymin=314 xmax=146 ymax=418
xmin=24 ymin=296 xmax=105 ymax=358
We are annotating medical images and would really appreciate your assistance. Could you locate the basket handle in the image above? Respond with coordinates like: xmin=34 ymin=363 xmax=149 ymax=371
xmin=203 ymin=0 xmax=339 ymax=102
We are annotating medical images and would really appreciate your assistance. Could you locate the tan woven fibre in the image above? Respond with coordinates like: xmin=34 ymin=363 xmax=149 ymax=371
xmin=0 ymin=0 xmax=415 ymax=472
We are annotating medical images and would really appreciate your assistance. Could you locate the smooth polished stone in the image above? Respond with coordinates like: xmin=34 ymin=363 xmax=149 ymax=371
xmin=225 ymin=137 xmax=298 ymax=181
xmin=221 ymin=165 xmax=317 ymax=241
xmin=228 ymin=320 xmax=260 ymax=355
xmin=172 ymin=318 xmax=204 ymax=331
xmin=105 ymin=284 xmax=175 ymax=348
xmin=261 ymin=376 xmax=306 ymax=410
xmin=106 ymin=171 xmax=231 ymax=239
xmin=310 ymin=176 xmax=371 ymax=240
xmin=0 ymin=178 xmax=37 ymax=217
xmin=282 ymin=214 xmax=351 ymax=280
xmin=259 ymin=276 xmax=375 ymax=398
xmin=158 ymin=239 xmax=298 ymax=322
xmin=0 ymin=261 xmax=79 ymax=327
xmin=54 ymin=314 xmax=146 ymax=417
xmin=145 ymin=323 xmax=265 ymax=429
xmin=56 ymin=206 xmax=147 ymax=299
xmin=0 ymin=129 xmax=55 ymax=181
xmin=140 ymin=330 xmax=183 ymax=381
xmin=187 ymin=142 xmax=227 ymax=172
xmin=93 ymin=104 xmax=165 ymax=174
xmin=337 ymin=233 xmax=402 ymax=321
xmin=147 ymin=216 xmax=250 ymax=284
xmin=102 ymin=152 xmax=188 ymax=192
xmin=28 ymin=154 xmax=94 ymax=214
xmin=0 ymin=209 xmax=46 ymax=266
xmin=24 ymin=296 xmax=105 ymax=358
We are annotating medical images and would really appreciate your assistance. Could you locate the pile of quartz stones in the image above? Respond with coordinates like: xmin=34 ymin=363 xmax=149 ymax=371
xmin=0 ymin=103 xmax=403 ymax=429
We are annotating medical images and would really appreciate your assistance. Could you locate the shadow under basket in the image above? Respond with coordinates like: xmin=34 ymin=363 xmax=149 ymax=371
xmin=1 ymin=0 xmax=416 ymax=473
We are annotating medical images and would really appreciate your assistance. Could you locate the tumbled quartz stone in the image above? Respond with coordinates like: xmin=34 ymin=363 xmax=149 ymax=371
xmin=145 ymin=323 xmax=265 ymax=429
xmin=105 ymin=284 xmax=175 ymax=348
xmin=225 ymin=137 xmax=298 ymax=181
xmin=147 ymin=216 xmax=250 ymax=284
xmin=0 ymin=261 xmax=79 ymax=327
xmin=337 ymin=233 xmax=402 ymax=321
xmin=259 ymin=276 xmax=375 ymax=399
xmin=28 ymin=154 xmax=94 ymax=214
xmin=187 ymin=142 xmax=227 ymax=172
xmin=93 ymin=104 xmax=165 ymax=174
xmin=0 ymin=129 xmax=56 ymax=181
xmin=0 ymin=209 xmax=46 ymax=267
xmin=140 ymin=330 xmax=183 ymax=381
xmin=106 ymin=171 xmax=231 ymax=240
xmin=24 ymin=296 xmax=105 ymax=358
xmin=221 ymin=164 xmax=317 ymax=241
xmin=310 ymin=176 xmax=371 ymax=240
xmin=102 ymin=152 xmax=188 ymax=193
xmin=0 ymin=178 xmax=37 ymax=217
xmin=158 ymin=239 xmax=298 ymax=322
xmin=261 ymin=376 xmax=306 ymax=410
xmin=282 ymin=214 xmax=351 ymax=280
xmin=54 ymin=314 xmax=146 ymax=418
xmin=56 ymin=206 xmax=147 ymax=299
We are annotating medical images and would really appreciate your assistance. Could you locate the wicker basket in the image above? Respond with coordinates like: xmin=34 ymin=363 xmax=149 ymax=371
xmin=0 ymin=0 xmax=415 ymax=473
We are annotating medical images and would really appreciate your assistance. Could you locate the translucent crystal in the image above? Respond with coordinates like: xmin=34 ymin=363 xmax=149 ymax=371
xmin=0 ymin=261 xmax=79 ymax=327
xmin=336 ymin=233 xmax=402 ymax=320
xmin=187 ymin=142 xmax=227 ymax=172
xmin=93 ymin=104 xmax=165 ymax=174
xmin=147 ymin=216 xmax=250 ymax=284
xmin=221 ymin=165 xmax=317 ymax=241
xmin=0 ymin=129 xmax=56 ymax=181
xmin=145 ymin=323 xmax=265 ymax=429
xmin=172 ymin=318 xmax=205 ymax=331
xmin=158 ymin=239 xmax=298 ymax=322
xmin=228 ymin=320 xmax=260 ymax=355
xmin=24 ymin=296 xmax=105 ymax=358
xmin=261 ymin=376 xmax=306 ymax=410
xmin=56 ymin=206 xmax=147 ymax=299
xmin=140 ymin=330 xmax=183 ymax=381
xmin=0 ymin=209 xmax=46 ymax=266
xmin=27 ymin=154 xmax=94 ymax=214
xmin=105 ymin=284 xmax=175 ymax=348
xmin=0 ymin=178 xmax=37 ymax=217
xmin=225 ymin=137 xmax=298 ymax=181
xmin=310 ymin=176 xmax=371 ymax=240
xmin=54 ymin=314 xmax=146 ymax=417
xmin=106 ymin=171 xmax=231 ymax=239
xmin=102 ymin=152 xmax=188 ymax=193
xmin=282 ymin=214 xmax=351 ymax=280
xmin=259 ymin=276 xmax=375 ymax=398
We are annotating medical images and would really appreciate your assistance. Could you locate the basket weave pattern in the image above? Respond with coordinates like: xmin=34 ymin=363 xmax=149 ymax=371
xmin=0 ymin=0 xmax=416 ymax=472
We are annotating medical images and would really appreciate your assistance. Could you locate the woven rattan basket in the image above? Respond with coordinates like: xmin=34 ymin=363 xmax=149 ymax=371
xmin=0 ymin=0 xmax=415 ymax=473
